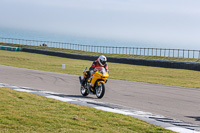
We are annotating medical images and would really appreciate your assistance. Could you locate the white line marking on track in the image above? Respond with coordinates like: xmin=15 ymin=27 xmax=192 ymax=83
xmin=166 ymin=127 xmax=200 ymax=133
xmin=95 ymin=106 xmax=133 ymax=115
xmin=46 ymin=95 xmax=76 ymax=102
xmin=15 ymin=89 xmax=35 ymax=93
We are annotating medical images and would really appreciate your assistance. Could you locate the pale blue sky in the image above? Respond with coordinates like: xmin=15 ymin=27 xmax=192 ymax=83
xmin=1 ymin=0 xmax=200 ymax=48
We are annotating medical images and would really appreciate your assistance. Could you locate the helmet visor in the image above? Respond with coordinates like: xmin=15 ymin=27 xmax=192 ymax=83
xmin=100 ymin=60 xmax=106 ymax=65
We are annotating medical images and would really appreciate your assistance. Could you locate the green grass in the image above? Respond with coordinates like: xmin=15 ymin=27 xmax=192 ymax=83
xmin=1 ymin=42 xmax=200 ymax=62
xmin=0 ymin=87 xmax=174 ymax=133
xmin=0 ymin=50 xmax=200 ymax=88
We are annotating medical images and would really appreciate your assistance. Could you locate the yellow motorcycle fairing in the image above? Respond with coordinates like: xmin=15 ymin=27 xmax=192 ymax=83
xmin=90 ymin=68 xmax=109 ymax=88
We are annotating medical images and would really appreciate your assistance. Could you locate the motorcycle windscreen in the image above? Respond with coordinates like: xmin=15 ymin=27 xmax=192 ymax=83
xmin=96 ymin=67 xmax=109 ymax=77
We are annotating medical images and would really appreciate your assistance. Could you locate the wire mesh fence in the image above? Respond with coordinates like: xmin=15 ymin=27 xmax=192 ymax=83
xmin=1 ymin=37 xmax=200 ymax=59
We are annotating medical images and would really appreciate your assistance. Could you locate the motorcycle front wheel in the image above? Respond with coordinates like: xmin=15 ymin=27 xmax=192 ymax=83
xmin=96 ymin=83 xmax=105 ymax=99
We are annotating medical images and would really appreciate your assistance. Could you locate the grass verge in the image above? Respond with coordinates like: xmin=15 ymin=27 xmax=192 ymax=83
xmin=0 ymin=87 xmax=174 ymax=133
xmin=0 ymin=50 xmax=200 ymax=88
xmin=1 ymin=42 xmax=200 ymax=62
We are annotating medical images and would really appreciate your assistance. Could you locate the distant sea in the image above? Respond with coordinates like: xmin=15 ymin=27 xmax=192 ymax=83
xmin=0 ymin=27 xmax=199 ymax=50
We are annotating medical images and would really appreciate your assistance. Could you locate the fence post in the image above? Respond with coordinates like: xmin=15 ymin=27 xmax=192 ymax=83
xmin=188 ymin=50 xmax=189 ymax=58
xmin=160 ymin=48 xmax=162 ymax=56
xmin=139 ymin=48 xmax=141 ymax=55
xmin=136 ymin=48 xmax=138 ymax=55
xmin=193 ymin=50 xmax=195 ymax=58
xmin=90 ymin=45 xmax=93 ymax=52
xmin=164 ymin=49 xmax=166 ymax=57
xmin=198 ymin=50 xmax=200 ymax=59
xmin=178 ymin=49 xmax=179 ymax=58
xmin=156 ymin=48 xmax=157 ymax=56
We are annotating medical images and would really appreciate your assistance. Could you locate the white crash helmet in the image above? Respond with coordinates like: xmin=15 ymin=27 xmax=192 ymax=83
xmin=98 ymin=55 xmax=107 ymax=66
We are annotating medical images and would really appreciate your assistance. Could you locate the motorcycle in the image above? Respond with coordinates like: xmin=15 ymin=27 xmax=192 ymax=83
xmin=79 ymin=67 xmax=109 ymax=99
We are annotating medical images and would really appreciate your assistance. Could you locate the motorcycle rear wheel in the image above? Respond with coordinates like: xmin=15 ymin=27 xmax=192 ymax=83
xmin=80 ymin=86 xmax=89 ymax=96
xmin=96 ymin=83 xmax=105 ymax=99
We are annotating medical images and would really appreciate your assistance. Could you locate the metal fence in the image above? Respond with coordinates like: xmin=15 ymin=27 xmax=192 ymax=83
xmin=1 ymin=37 xmax=200 ymax=59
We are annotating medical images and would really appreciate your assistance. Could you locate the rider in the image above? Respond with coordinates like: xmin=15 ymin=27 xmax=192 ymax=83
xmin=82 ymin=55 xmax=108 ymax=86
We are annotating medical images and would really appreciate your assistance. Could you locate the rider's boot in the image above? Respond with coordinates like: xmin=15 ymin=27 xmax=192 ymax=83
xmin=81 ymin=77 xmax=86 ymax=86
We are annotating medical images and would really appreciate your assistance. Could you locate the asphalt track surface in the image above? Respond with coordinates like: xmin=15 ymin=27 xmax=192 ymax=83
xmin=0 ymin=65 xmax=200 ymax=126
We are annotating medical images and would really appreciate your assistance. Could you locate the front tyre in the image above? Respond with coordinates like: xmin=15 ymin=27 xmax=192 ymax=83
xmin=80 ymin=86 xmax=89 ymax=96
xmin=96 ymin=83 xmax=105 ymax=99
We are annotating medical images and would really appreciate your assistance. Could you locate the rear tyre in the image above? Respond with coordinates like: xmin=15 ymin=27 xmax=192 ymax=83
xmin=96 ymin=83 xmax=105 ymax=99
xmin=80 ymin=85 xmax=89 ymax=96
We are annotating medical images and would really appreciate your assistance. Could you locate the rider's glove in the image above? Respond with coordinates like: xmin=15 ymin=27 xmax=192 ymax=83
xmin=90 ymin=70 xmax=94 ymax=74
